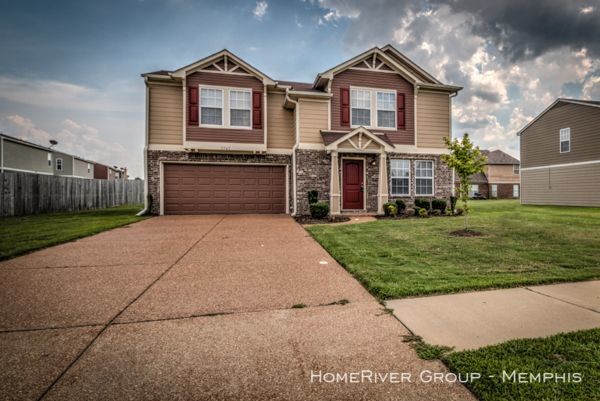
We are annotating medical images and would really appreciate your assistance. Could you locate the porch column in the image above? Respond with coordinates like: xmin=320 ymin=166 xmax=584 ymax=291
xmin=377 ymin=152 xmax=389 ymax=214
xmin=330 ymin=151 xmax=341 ymax=215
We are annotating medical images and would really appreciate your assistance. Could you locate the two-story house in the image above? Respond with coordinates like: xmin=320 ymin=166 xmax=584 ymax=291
xmin=142 ymin=45 xmax=462 ymax=215
xmin=457 ymin=149 xmax=520 ymax=199
xmin=517 ymin=98 xmax=600 ymax=206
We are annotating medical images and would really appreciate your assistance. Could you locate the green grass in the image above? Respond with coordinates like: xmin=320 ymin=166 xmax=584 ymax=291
xmin=443 ymin=328 xmax=600 ymax=401
xmin=307 ymin=200 xmax=600 ymax=299
xmin=0 ymin=205 xmax=146 ymax=260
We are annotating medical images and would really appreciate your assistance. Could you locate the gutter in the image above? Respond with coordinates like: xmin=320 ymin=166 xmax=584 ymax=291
xmin=0 ymin=134 xmax=3 ymax=173
xmin=285 ymin=89 xmax=300 ymax=216
xmin=136 ymin=77 xmax=151 ymax=216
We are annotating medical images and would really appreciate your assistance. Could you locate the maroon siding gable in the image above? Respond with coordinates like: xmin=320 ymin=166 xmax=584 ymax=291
xmin=186 ymin=71 xmax=264 ymax=144
xmin=330 ymin=69 xmax=415 ymax=145
xmin=93 ymin=164 xmax=108 ymax=180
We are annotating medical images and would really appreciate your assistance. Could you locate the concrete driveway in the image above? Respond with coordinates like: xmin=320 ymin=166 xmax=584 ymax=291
xmin=0 ymin=215 xmax=474 ymax=401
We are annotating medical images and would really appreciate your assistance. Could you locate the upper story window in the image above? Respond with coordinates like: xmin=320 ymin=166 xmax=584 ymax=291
xmin=350 ymin=87 xmax=397 ymax=130
xmin=199 ymin=86 xmax=252 ymax=129
xmin=513 ymin=164 xmax=520 ymax=174
xmin=415 ymin=160 xmax=434 ymax=196
xmin=200 ymin=88 xmax=223 ymax=126
xmin=56 ymin=158 xmax=63 ymax=171
xmin=87 ymin=163 xmax=92 ymax=173
xmin=47 ymin=153 xmax=52 ymax=167
xmin=559 ymin=127 xmax=570 ymax=153
xmin=390 ymin=159 xmax=410 ymax=196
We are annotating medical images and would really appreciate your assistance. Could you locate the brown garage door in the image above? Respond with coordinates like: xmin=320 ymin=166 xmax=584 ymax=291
xmin=163 ymin=164 xmax=286 ymax=214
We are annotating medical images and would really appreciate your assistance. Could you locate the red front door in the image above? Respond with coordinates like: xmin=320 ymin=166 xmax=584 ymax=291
xmin=342 ymin=159 xmax=364 ymax=210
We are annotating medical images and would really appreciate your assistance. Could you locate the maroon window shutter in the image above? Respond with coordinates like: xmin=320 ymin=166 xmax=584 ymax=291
xmin=188 ymin=87 xmax=198 ymax=125
xmin=252 ymin=91 xmax=263 ymax=129
xmin=397 ymin=93 xmax=406 ymax=130
xmin=340 ymin=88 xmax=350 ymax=126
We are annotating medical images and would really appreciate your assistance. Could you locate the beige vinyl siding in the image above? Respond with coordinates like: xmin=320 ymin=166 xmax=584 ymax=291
xmin=520 ymin=103 xmax=600 ymax=168
xmin=417 ymin=91 xmax=450 ymax=148
xmin=299 ymin=99 xmax=328 ymax=144
xmin=149 ymin=83 xmax=183 ymax=145
xmin=486 ymin=164 xmax=520 ymax=183
xmin=73 ymin=158 xmax=94 ymax=179
xmin=521 ymin=163 xmax=600 ymax=206
xmin=267 ymin=92 xmax=294 ymax=149
xmin=2 ymin=140 xmax=53 ymax=174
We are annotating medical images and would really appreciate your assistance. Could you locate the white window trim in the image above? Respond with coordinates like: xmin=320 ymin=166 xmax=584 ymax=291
xmin=56 ymin=158 xmax=63 ymax=171
xmin=350 ymin=86 xmax=397 ymax=131
xmin=199 ymin=85 xmax=252 ymax=130
xmin=513 ymin=184 xmax=519 ymax=197
xmin=470 ymin=184 xmax=480 ymax=197
xmin=491 ymin=184 xmax=498 ymax=197
xmin=513 ymin=164 xmax=520 ymax=174
xmin=414 ymin=159 xmax=435 ymax=196
xmin=389 ymin=159 xmax=411 ymax=196
xmin=559 ymin=127 xmax=570 ymax=153
xmin=47 ymin=153 xmax=52 ymax=167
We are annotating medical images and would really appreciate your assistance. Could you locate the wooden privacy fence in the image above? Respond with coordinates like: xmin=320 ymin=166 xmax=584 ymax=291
xmin=0 ymin=171 xmax=144 ymax=217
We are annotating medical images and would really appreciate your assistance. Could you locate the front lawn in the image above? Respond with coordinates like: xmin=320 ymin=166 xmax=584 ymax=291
xmin=443 ymin=328 xmax=600 ymax=401
xmin=0 ymin=205 xmax=146 ymax=260
xmin=307 ymin=200 xmax=600 ymax=299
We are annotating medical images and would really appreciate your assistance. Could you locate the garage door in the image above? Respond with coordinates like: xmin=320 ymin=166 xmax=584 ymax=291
xmin=163 ymin=164 xmax=286 ymax=214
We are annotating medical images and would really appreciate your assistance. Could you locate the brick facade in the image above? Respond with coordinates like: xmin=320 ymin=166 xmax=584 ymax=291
xmin=147 ymin=150 xmax=292 ymax=215
xmin=295 ymin=149 xmax=330 ymax=216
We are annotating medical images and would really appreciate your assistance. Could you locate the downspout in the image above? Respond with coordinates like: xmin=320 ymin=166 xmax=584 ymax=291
xmin=136 ymin=77 xmax=150 ymax=216
xmin=0 ymin=135 xmax=4 ymax=173
xmin=449 ymin=91 xmax=458 ymax=197
xmin=286 ymin=90 xmax=300 ymax=216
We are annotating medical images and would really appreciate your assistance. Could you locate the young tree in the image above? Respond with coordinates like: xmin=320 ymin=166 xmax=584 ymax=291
xmin=441 ymin=134 xmax=487 ymax=231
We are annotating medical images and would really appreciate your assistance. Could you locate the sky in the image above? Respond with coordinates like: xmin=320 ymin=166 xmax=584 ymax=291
xmin=0 ymin=0 xmax=598 ymax=178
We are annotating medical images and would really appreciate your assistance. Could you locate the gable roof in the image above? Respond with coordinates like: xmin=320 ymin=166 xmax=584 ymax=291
xmin=481 ymin=149 xmax=520 ymax=165
xmin=516 ymin=98 xmax=600 ymax=136
xmin=323 ymin=126 xmax=395 ymax=151
xmin=380 ymin=44 xmax=441 ymax=84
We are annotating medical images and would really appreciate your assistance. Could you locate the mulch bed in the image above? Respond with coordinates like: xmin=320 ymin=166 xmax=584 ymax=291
xmin=449 ymin=229 xmax=484 ymax=237
xmin=295 ymin=215 xmax=351 ymax=225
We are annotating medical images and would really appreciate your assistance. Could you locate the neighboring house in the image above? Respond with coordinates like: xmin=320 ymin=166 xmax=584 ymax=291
xmin=93 ymin=163 xmax=125 ymax=180
xmin=0 ymin=133 xmax=116 ymax=180
xmin=142 ymin=45 xmax=462 ymax=215
xmin=456 ymin=149 xmax=520 ymax=199
xmin=517 ymin=98 xmax=600 ymax=206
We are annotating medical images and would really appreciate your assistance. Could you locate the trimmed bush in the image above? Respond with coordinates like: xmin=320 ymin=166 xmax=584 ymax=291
xmin=418 ymin=208 xmax=429 ymax=217
xmin=383 ymin=202 xmax=398 ymax=217
xmin=307 ymin=190 xmax=319 ymax=205
xmin=445 ymin=208 xmax=453 ymax=216
xmin=414 ymin=198 xmax=431 ymax=210
xmin=395 ymin=199 xmax=406 ymax=212
xmin=431 ymin=209 xmax=442 ymax=216
xmin=309 ymin=201 xmax=329 ymax=219
xmin=431 ymin=198 xmax=447 ymax=212
xmin=405 ymin=208 xmax=416 ymax=216
xmin=455 ymin=207 xmax=465 ymax=216
xmin=450 ymin=196 xmax=457 ymax=212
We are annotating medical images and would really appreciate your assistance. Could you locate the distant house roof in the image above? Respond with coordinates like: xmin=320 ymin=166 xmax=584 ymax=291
xmin=454 ymin=172 xmax=488 ymax=184
xmin=481 ymin=149 xmax=520 ymax=165
xmin=516 ymin=98 xmax=600 ymax=136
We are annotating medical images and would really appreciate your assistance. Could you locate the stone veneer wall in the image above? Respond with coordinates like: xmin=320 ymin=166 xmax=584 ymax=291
xmin=387 ymin=153 xmax=453 ymax=207
xmin=147 ymin=150 xmax=292 ymax=215
xmin=295 ymin=149 xmax=330 ymax=216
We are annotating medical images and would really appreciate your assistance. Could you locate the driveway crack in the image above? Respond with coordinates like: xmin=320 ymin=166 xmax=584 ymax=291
xmin=524 ymin=286 xmax=600 ymax=314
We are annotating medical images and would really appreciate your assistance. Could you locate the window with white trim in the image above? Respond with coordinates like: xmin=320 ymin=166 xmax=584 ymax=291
xmin=47 ymin=153 xmax=52 ymax=167
xmin=415 ymin=160 xmax=434 ymax=196
xmin=350 ymin=89 xmax=371 ymax=126
xmin=491 ymin=184 xmax=498 ymax=198
xmin=376 ymin=91 xmax=396 ymax=128
xmin=513 ymin=184 xmax=519 ymax=198
xmin=390 ymin=159 xmax=410 ymax=196
xmin=87 ymin=163 xmax=91 ymax=173
xmin=229 ymin=90 xmax=251 ymax=128
xmin=513 ymin=164 xmax=520 ymax=174
xmin=56 ymin=158 xmax=63 ymax=171
xmin=559 ymin=128 xmax=570 ymax=153
xmin=200 ymin=88 xmax=223 ymax=126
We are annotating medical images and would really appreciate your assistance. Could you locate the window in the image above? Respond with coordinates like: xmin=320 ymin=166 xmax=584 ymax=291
xmin=376 ymin=91 xmax=396 ymax=128
xmin=415 ymin=160 xmax=434 ymax=196
xmin=513 ymin=184 xmax=519 ymax=198
xmin=87 ymin=163 xmax=91 ymax=173
xmin=390 ymin=159 xmax=410 ymax=196
xmin=229 ymin=90 xmax=251 ymax=127
xmin=47 ymin=153 xmax=52 ymax=167
xmin=470 ymin=184 xmax=479 ymax=197
xmin=56 ymin=158 xmax=63 ymax=171
xmin=200 ymin=88 xmax=223 ymax=126
xmin=350 ymin=89 xmax=371 ymax=126
xmin=491 ymin=184 xmax=498 ymax=198
xmin=513 ymin=164 xmax=520 ymax=174
xmin=560 ymin=128 xmax=570 ymax=153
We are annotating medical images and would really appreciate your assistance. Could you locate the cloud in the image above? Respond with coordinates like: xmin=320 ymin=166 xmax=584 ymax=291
xmin=253 ymin=1 xmax=268 ymax=21
xmin=0 ymin=76 xmax=140 ymax=113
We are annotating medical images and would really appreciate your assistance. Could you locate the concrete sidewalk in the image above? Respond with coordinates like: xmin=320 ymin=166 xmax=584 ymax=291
xmin=386 ymin=281 xmax=600 ymax=351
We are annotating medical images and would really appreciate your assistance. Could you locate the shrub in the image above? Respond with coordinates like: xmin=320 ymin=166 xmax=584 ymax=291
xmin=445 ymin=208 xmax=453 ymax=216
xmin=307 ymin=190 xmax=319 ymax=205
xmin=383 ymin=202 xmax=398 ymax=217
xmin=450 ymin=196 xmax=457 ymax=211
xmin=455 ymin=207 xmax=465 ymax=216
xmin=309 ymin=201 xmax=329 ymax=219
xmin=405 ymin=208 xmax=416 ymax=216
xmin=431 ymin=209 xmax=442 ymax=216
xmin=418 ymin=208 xmax=428 ymax=217
xmin=395 ymin=199 xmax=406 ymax=212
xmin=414 ymin=198 xmax=431 ymax=210
xmin=431 ymin=198 xmax=447 ymax=212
